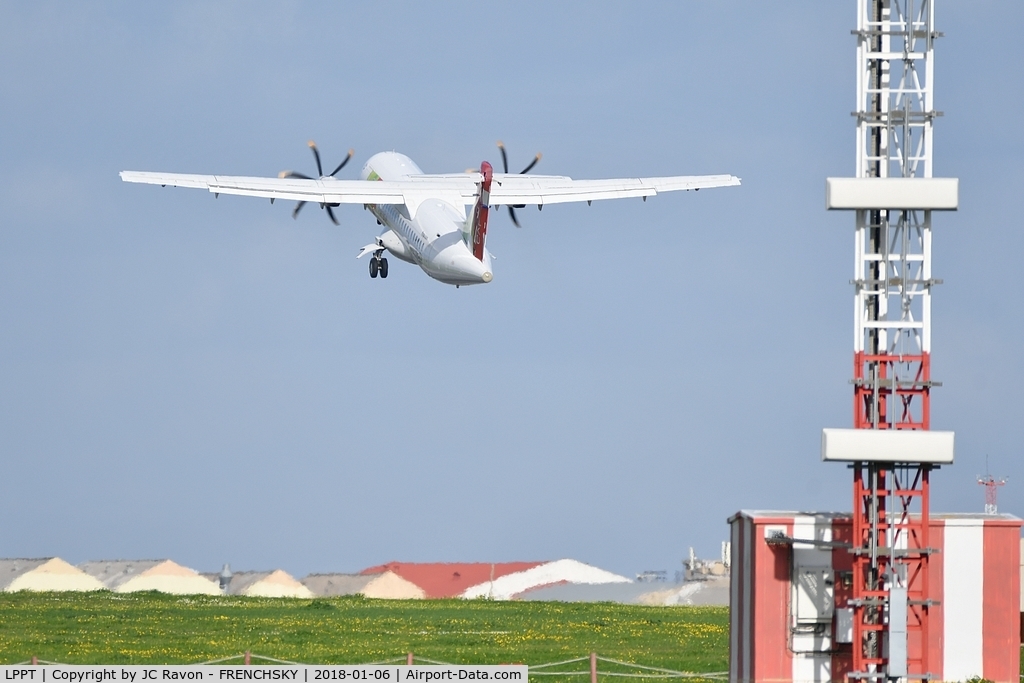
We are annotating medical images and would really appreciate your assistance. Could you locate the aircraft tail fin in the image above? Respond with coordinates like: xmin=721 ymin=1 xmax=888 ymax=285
xmin=465 ymin=161 xmax=493 ymax=261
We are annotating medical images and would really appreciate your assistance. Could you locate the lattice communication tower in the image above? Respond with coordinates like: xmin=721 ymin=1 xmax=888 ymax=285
xmin=852 ymin=0 xmax=939 ymax=432
xmin=826 ymin=1 xmax=957 ymax=680
xmin=977 ymin=474 xmax=1007 ymax=515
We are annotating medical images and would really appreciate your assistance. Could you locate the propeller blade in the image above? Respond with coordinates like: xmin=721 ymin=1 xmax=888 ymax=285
xmin=325 ymin=205 xmax=340 ymax=226
xmin=329 ymin=149 xmax=355 ymax=177
xmin=279 ymin=170 xmax=313 ymax=180
xmin=497 ymin=141 xmax=509 ymax=174
xmin=519 ymin=153 xmax=541 ymax=174
xmin=308 ymin=140 xmax=323 ymax=177
xmin=508 ymin=206 xmax=521 ymax=228
xmin=292 ymin=201 xmax=306 ymax=219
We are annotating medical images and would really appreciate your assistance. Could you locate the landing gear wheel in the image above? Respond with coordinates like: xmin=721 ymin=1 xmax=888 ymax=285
xmin=369 ymin=257 xmax=379 ymax=278
xmin=379 ymin=257 xmax=389 ymax=278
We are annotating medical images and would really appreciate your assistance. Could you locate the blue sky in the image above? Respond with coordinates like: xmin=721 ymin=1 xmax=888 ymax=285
xmin=1 ymin=2 xmax=1022 ymax=579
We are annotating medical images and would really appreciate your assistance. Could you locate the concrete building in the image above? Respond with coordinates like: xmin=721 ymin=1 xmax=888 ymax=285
xmin=518 ymin=577 xmax=729 ymax=606
xmin=79 ymin=559 xmax=220 ymax=595
xmin=460 ymin=559 xmax=630 ymax=600
xmin=360 ymin=559 xmax=630 ymax=600
xmin=360 ymin=561 xmax=541 ymax=598
xmin=220 ymin=569 xmax=313 ymax=598
xmin=729 ymin=511 xmax=1021 ymax=683
xmin=301 ymin=571 xmax=425 ymax=599
xmin=0 ymin=558 xmax=104 ymax=592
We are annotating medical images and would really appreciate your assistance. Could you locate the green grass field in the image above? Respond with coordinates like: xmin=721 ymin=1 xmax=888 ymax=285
xmin=0 ymin=592 xmax=729 ymax=675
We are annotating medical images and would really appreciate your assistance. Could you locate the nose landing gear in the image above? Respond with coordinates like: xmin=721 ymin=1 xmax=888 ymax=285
xmin=369 ymin=250 xmax=388 ymax=279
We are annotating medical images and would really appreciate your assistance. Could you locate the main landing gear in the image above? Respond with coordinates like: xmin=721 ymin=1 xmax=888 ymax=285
xmin=369 ymin=250 xmax=388 ymax=279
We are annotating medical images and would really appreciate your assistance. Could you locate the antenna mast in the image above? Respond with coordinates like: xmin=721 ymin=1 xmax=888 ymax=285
xmin=977 ymin=457 xmax=1007 ymax=514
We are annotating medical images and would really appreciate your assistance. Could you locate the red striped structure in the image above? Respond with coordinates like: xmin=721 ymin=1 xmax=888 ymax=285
xmin=728 ymin=511 xmax=1021 ymax=683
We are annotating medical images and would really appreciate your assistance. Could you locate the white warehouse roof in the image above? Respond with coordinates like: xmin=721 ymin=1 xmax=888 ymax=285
xmin=461 ymin=559 xmax=630 ymax=600
xmin=301 ymin=571 xmax=425 ymax=599
xmin=0 ymin=558 xmax=104 ymax=592
xmin=219 ymin=570 xmax=313 ymax=598
xmin=78 ymin=559 xmax=220 ymax=595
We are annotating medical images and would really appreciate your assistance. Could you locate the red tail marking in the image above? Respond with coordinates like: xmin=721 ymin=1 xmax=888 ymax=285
xmin=470 ymin=161 xmax=493 ymax=261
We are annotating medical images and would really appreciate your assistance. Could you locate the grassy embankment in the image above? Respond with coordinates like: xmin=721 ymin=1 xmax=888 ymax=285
xmin=0 ymin=592 xmax=728 ymax=676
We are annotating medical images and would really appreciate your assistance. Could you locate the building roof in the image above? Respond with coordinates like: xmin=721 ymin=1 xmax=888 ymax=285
xmin=517 ymin=578 xmax=730 ymax=606
xmin=361 ymin=571 xmax=426 ymax=599
xmin=78 ymin=559 xmax=219 ymax=595
xmin=0 ymin=558 xmax=104 ymax=592
xmin=301 ymin=573 xmax=377 ymax=596
xmin=931 ymin=512 xmax=1023 ymax=524
xmin=517 ymin=581 xmax=657 ymax=603
xmin=731 ymin=510 xmax=1022 ymax=523
xmin=729 ymin=510 xmax=852 ymax=522
xmin=301 ymin=571 xmax=425 ymax=599
xmin=219 ymin=570 xmax=313 ymax=598
xmin=360 ymin=562 xmax=544 ymax=598
xmin=79 ymin=559 xmax=171 ymax=588
xmin=636 ymin=578 xmax=730 ymax=606
xmin=461 ymin=559 xmax=630 ymax=600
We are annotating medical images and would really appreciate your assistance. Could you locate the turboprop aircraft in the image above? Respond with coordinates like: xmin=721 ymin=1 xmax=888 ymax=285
xmin=120 ymin=142 xmax=740 ymax=287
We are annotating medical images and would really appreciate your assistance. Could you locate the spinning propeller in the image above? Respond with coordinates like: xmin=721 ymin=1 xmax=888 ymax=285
xmin=278 ymin=140 xmax=354 ymax=225
xmin=496 ymin=140 xmax=541 ymax=228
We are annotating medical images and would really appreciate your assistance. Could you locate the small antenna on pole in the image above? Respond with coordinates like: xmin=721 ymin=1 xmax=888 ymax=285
xmin=977 ymin=455 xmax=1007 ymax=514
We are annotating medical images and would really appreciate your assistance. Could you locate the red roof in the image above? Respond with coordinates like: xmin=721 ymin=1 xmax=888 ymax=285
xmin=360 ymin=561 xmax=545 ymax=598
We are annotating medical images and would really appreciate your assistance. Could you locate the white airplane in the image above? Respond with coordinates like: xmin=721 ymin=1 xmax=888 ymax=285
xmin=121 ymin=142 xmax=740 ymax=287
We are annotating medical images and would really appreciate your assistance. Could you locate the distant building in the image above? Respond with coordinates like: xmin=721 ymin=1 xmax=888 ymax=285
xmin=684 ymin=543 xmax=731 ymax=581
xmin=730 ymin=511 xmax=1021 ymax=683
xmin=301 ymin=571 xmax=425 ymax=599
xmin=361 ymin=559 xmax=630 ymax=600
xmin=360 ymin=561 xmax=541 ymax=598
xmin=518 ymin=577 xmax=730 ymax=606
xmin=218 ymin=570 xmax=313 ymax=598
xmin=0 ymin=558 xmax=104 ymax=592
xmin=79 ymin=559 xmax=220 ymax=595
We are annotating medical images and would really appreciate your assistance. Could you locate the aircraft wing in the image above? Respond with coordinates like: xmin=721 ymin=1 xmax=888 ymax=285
xmin=119 ymin=171 xmax=464 ymax=205
xmin=486 ymin=173 xmax=741 ymax=206
xmin=120 ymin=170 xmax=739 ymax=209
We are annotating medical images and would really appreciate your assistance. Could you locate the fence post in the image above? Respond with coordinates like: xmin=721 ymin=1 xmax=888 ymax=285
xmin=407 ymin=653 xmax=414 ymax=666
xmin=244 ymin=651 xmax=251 ymax=666
xmin=590 ymin=652 xmax=597 ymax=683
xmin=31 ymin=657 xmax=38 ymax=666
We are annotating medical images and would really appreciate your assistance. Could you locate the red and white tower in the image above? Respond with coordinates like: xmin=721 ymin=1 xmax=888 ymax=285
xmin=849 ymin=0 xmax=942 ymax=432
xmin=825 ymin=1 xmax=958 ymax=680
xmin=729 ymin=6 xmax=1020 ymax=682
xmin=978 ymin=474 xmax=1007 ymax=515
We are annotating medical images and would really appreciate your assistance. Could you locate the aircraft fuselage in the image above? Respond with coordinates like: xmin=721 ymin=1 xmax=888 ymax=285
xmin=361 ymin=152 xmax=493 ymax=286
